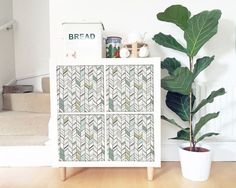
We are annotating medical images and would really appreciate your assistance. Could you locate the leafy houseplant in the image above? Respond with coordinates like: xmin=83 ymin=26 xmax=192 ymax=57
xmin=153 ymin=5 xmax=226 ymax=152
xmin=153 ymin=5 xmax=227 ymax=181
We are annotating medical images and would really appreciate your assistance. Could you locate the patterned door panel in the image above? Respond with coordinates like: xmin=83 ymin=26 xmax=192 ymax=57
xmin=107 ymin=114 xmax=154 ymax=162
xmin=57 ymin=65 xmax=104 ymax=112
xmin=56 ymin=64 xmax=157 ymax=163
xmin=106 ymin=65 xmax=154 ymax=112
xmin=58 ymin=115 xmax=105 ymax=161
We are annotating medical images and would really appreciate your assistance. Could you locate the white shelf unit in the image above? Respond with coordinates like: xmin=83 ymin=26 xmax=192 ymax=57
xmin=50 ymin=58 xmax=161 ymax=170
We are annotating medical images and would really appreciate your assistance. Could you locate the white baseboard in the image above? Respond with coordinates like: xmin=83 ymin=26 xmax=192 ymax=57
xmin=161 ymin=142 xmax=236 ymax=161
xmin=0 ymin=146 xmax=52 ymax=167
xmin=0 ymin=142 xmax=235 ymax=167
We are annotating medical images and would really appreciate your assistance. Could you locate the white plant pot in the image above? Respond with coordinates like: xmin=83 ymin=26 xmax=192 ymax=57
xmin=179 ymin=143 xmax=212 ymax=181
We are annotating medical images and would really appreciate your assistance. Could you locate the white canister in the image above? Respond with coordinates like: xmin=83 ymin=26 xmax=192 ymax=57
xmin=63 ymin=22 xmax=104 ymax=60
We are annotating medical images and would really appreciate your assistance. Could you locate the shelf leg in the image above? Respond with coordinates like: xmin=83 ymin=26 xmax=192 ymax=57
xmin=147 ymin=167 xmax=154 ymax=181
xmin=60 ymin=167 xmax=66 ymax=181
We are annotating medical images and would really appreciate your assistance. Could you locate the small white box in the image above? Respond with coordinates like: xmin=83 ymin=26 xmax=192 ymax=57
xmin=63 ymin=22 xmax=105 ymax=59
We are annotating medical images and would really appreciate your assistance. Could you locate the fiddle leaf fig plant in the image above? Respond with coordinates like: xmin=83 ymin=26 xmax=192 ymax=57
xmin=153 ymin=5 xmax=226 ymax=151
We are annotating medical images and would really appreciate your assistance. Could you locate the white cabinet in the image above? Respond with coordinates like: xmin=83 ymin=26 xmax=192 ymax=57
xmin=50 ymin=58 xmax=161 ymax=178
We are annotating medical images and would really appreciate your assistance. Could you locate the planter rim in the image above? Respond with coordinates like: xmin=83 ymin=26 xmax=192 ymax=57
xmin=179 ymin=142 xmax=211 ymax=153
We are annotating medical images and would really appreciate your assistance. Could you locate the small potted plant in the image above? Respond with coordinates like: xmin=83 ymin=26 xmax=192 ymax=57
xmin=153 ymin=5 xmax=226 ymax=181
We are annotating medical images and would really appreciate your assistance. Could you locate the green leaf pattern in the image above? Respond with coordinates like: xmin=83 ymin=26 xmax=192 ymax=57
xmin=193 ymin=56 xmax=214 ymax=79
xmin=184 ymin=10 xmax=222 ymax=57
xmin=192 ymin=88 xmax=226 ymax=114
xmin=153 ymin=33 xmax=186 ymax=53
xmin=161 ymin=67 xmax=194 ymax=95
xmin=157 ymin=5 xmax=191 ymax=30
xmin=193 ymin=112 xmax=220 ymax=137
xmin=161 ymin=58 xmax=181 ymax=75
xmin=166 ymin=91 xmax=195 ymax=121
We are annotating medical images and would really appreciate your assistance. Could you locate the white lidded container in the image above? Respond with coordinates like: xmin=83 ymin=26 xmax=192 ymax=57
xmin=63 ymin=22 xmax=105 ymax=59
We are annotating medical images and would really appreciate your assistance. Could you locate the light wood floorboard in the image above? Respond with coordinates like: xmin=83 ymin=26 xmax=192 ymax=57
xmin=0 ymin=162 xmax=235 ymax=188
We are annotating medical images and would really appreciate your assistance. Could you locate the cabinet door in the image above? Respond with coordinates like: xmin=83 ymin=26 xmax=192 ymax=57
xmin=107 ymin=114 xmax=154 ymax=162
xmin=53 ymin=58 xmax=160 ymax=166
xmin=57 ymin=65 xmax=104 ymax=113
xmin=56 ymin=65 xmax=105 ymax=162
xmin=106 ymin=65 xmax=156 ymax=162
xmin=58 ymin=115 xmax=105 ymax=161
xmin=106 ymin=65 xmax=154 ymax=112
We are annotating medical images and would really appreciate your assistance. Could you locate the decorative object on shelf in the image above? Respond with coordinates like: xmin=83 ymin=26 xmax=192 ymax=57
xmin=119 ymin=47 xmax=130 ymax=58
xmin=153 ymin=5 xmax=225 ymax=181
xmin=121 ymin=32 xmax=149 ymax=58
xmin=138 ymin=44 xmax=149 ymax=58
xmin=122 ymin=42 xmax=150 ymax=58
xmin=106 ymin=36 xmax=122 ymax=58
xmin=63 ymin=22 xmax=105 ymax=60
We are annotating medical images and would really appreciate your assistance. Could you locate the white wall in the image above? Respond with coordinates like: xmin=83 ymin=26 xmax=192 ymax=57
xmin=13 ymin=0 xmax=50 ymax=80
xmin=0 ymin=0 xmax=15 ymax=109
xmin=49 ymin=0 xmax=236 ymax=161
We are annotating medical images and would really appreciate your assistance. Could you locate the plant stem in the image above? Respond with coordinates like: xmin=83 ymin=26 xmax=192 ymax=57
xmin=189 ymin=57 xmax=194 ymax=151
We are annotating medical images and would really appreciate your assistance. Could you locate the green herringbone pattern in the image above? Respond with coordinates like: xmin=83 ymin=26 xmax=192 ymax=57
xmin=57 ymin=64 xmax=156 ymax=162
xmin=107 ymin=114 xmax=154 ymax=162
xmin=106 ymin=65 xmax=154 ymax=112
xmin=58 ymin=115 xmax=105 ymax=161
xmin=57 ymin=65 xmax=104 ymax=112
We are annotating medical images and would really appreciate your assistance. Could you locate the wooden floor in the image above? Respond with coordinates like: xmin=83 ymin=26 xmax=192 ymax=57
xmin=0 ymin=162 xmax=235 ymax=188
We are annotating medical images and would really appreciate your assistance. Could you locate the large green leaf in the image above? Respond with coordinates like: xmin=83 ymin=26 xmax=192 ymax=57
xmin=157 ymin=5 xmax=191 ymax=30
xmin=192 ymin=88 xmax=226 ymax=114
xmin=161 ymin=115 xmax=184 ymax=129
xmin=193 ymin=56 xmax=214 ymax=79
xmin=184 ymin=10 xmax=221 ymax=58
xmin=196 ymin=132 xmax=219 ymax=143
xmin=166 ymin=91 xmax=196 ymax=121
xmin=171 ymin=128 xmax=190 ymax=141
xmin=193 ymin=112 xmax=219 ymax=137
xmin=161 ymin=67 xmax=194 ymax=95
xmin=161 ymin=58 xmax=181 ymax=75
xmin=153 ymin=33 xmax=186 ymax=53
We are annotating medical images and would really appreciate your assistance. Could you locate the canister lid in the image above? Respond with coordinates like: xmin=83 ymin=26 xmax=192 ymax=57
xmin=62 ymin=22 xmax=105 ymax=30
xmin=106 ymin=36 xmax=122 ymax=39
